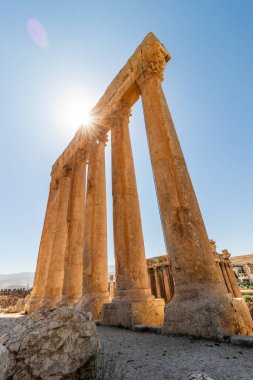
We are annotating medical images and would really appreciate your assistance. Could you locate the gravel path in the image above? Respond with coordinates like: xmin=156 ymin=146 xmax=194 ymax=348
xmin=0 ymin=315 xmax=252 ymax=380
xmin=97 ymin=326 xmax=253 ymax=380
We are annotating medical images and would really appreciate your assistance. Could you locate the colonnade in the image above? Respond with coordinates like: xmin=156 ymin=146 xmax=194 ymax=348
xmin=26 ymin=33 xmax=253 ymax=337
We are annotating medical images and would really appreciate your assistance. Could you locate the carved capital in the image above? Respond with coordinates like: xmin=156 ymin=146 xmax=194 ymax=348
xmin=62 ymin=164 xmax=72 ymax=177
xmin=137 ymin=49 xmax=167 ymax=90
xmin=76 ymin=148 xmax=88 ymax=163
xmin=112 ymin=100 xmax=132 ymax=120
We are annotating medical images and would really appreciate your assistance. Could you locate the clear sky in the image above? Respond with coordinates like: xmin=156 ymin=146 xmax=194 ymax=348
xmin=0 ymin=0 xmax=252 ymax=274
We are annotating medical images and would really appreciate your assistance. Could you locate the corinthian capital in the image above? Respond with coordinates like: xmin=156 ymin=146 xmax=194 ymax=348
xmin=76 ymin=148 xmax=88 ymax=163
xmin=112 ymin=100 xmax=132 ymax=120
xmin=137 ymin=49 xmax=168 ymax=89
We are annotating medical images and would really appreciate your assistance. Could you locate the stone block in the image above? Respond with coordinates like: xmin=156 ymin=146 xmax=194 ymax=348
xmin=102 ymin=298 xmax=164 ymax=328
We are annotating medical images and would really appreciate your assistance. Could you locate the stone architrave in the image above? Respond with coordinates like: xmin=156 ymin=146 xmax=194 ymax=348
xmin=78 ymin=137 xmax=110 ymax=319
xmin=59 ymin=148 xmax=87 ymax=306
xmin=43 ymin=164 xmax=72 ymax=307
xmin=25 ymin=175 xmax=59 ymax=313
xmin=138 ymin=52 xmax=253 ymax=337
xmin=102 ymin=101 xmax=164 ymax=328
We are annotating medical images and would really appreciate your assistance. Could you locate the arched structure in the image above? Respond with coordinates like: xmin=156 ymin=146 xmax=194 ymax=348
xmin=25 ymin=33 xmax=253 ymax=338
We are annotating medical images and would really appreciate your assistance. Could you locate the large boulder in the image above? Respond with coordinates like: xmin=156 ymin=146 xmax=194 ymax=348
xmin=0 ymin=306 xmax=100 ymax=379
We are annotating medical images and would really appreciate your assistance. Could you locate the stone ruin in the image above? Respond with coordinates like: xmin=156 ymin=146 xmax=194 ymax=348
xmin=25 ymin=33 xmax=253 ymax=338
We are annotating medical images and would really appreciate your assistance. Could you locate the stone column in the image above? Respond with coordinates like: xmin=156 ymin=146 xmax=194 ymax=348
xmin=162 ymin=269 xmax=172 ymax=302
xmin=138 ymin=55 xmax=253 ymax=337
xmin=59 ymin=149 xmax=87 ymax=306
xmin=102 ymin=101 xmax=164 ymax=328
xmin=43 ymin=164 xmax=72 ymax=307
xmin=78 ymin=138 xmax=110 ymax=319
xmin=25 ymin=174 xmax=59 ymax=313
xmin=220 ymin=262 xmax=233 ymax=295
xmin=154 ymin=268 xmax=161 ymax=298
xmin=226 ymin=264 xmax=242 ymax=298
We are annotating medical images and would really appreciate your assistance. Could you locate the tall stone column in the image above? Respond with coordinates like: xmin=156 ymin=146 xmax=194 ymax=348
xmin=78 ymin=138 xmax=109 ymax=319
xmin=226 ymin=264 xmax=242 ymax=298
xmin=162 ymin=269 xmax=172 ymax=302
xmin=102 ymin=101 xmax=164 ymax=328
xmin=154 ymin=268 xmax=161 ymax=298
xmin=138 ymin=56 xmax=253 ymax=337
xmin=220 ymin=262 xmax=233 ymax=295
xmin=25 ymin=174 xmax=59 ymax=313
xmin=43 ymin=164 xmax=72 ymax=307
xmin=59 ymin=149 xmax=87 ymax=306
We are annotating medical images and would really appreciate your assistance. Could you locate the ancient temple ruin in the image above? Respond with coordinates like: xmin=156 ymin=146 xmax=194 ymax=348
xmin=25 ymin=33 xmax=253 ymax=338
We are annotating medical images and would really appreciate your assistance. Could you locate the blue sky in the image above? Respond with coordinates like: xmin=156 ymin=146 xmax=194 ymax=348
xmin=0 ymin=1 xmax=252 ymax=274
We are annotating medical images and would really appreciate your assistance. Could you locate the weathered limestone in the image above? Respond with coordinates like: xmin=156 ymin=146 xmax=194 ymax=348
xmin=59 ymin=148 xmax=87 ymax=306
xmin=25 ymin=175 xmax=59 ymax=313
xmin=102 ymin=101 xmax=164 ymax=327
xmin=43 ymin=164 xmax=72 ymax=307
xmin=221 ymin=250 xmax=242 ymax=298
xmin=139 ymin=57 xmax=253 ymax=337
xmin=26 ymin=33 xmax=252 ymax=337
xmin=78 ymin=137 xmax=110 ymax=319
xmin=0 ymin=307 xmax=100 ymax=379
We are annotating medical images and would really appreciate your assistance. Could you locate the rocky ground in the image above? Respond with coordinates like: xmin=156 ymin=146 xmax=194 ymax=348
xmin=1 ymin=314 xmax=253 ymax=380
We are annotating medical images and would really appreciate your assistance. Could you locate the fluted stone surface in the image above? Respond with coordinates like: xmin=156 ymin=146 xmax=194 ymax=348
xmin=79 ymin=140 xmax=109 ymax=319
xmin=60 ymin=149 xmax=87 ymax=306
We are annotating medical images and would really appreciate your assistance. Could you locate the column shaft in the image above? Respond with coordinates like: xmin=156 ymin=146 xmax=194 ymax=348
xmin=154 ymin=268 xmax=161 ymax=298
xmin=43 ymin=164 xmax=72 ymax=306
xmin=140 ymin=75 xmax=224 ymax=293
xmin=25 ymin=176 xmax=59 ymax=312
xmin=102 ymin=101 xmax=164 ymax=327
xmin=79 ymin=140 xmax=109 ymax=319
xmin=111 ymin=103 xmax=151 ymax=300
xmin=220 ymin=262 xmax=233 ymax=295
xmin=61 ymin=149 xmax=87 ymax=305
xmin=226 ymin=264 xmax=242 ymax=298
xmin=138 ymin=62 xmax=252 ymax=336
xmin=163 ymin=269 xmax=172 ymax=302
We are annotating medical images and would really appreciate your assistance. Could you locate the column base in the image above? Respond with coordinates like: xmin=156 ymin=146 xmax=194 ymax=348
xmin=76 ymin=292 xmax=110 ymax=320
xmin=162 ymin=292 xmax=253 ymax=339
xmin=24 ymin=297 xmax=44 ymax=313
xmin=101 ymin=298 xmax=165 ymax=328
xmin=56 ymin=295 xmax=81 ymax=307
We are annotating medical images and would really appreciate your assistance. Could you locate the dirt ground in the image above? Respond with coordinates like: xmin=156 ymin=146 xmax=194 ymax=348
xmin=0 ymin=314 xmax=252 ymax=380
xmin=97 ymin=326 xmax=253 ymax=380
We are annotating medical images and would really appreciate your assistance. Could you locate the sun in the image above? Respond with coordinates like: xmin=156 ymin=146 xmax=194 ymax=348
xmin=82 ymin=111 xmax=92 ymax=126
xmin=56 ymin=90 xmax=96 ymax=134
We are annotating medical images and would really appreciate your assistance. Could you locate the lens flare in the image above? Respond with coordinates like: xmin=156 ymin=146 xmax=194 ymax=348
xmin=26 ymin=19 xmax=48 ymax=49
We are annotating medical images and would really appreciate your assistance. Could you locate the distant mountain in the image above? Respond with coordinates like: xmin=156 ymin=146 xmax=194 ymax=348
xmin=0 ymin=266 xmax=116 ymax=290
xmin=0 ymin=272 xmax=34 ymax=289
xmin=230 ymin=254 xmax=253 ymax=265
